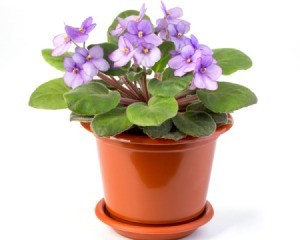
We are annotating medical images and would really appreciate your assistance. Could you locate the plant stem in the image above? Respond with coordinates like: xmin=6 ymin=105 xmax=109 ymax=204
xmin=141 ymin=68 xmax=150 ymax=101
xmin=120 ymin=97 xmax=140 ymax=105
xmin=154 ymin=73 xmax=163 ymax=80
xmin=177 ymin=95 xmax=199 ymax=107
xmin=176 ymin=89 xmax=195 ymax=100
xmin=97 ymin=72 xmax=139 ymax=100
xmin=123 ymin=76 xmax=145 ymax=101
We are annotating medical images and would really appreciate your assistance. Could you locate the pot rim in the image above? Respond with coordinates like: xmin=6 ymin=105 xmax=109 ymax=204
xmin=81 ymin=114 xmax=233 ymax=146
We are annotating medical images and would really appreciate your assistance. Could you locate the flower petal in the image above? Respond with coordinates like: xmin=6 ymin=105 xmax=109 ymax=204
xmin=138 ymin=19 xmax=152 ymax=34
xmin=64 ymin=72 xmax=76 ymax=88
xmin=81 ymin=17 xmax=93 ymax=29
xmin=202 ymin=75 xmax=218 ymax=90
xmin=53 ymin=33 xmax=69 ymax=47
xmin=193 ymin=73 xmax=206 ymax=89
xmin=65 ymin=26 xmax=88 ymax=43
xmin=109 ymin=49 xmax=124 ymax=62
xmin=83 ymin=62 xmax=98 ymax=76
xmin=168 ymin=55 xmax=185 ymax=69
xmin=71 ymin=74 xmax=84 ymax=89
xmin=72 ymin=53 xmax=86 ymax=65
xmin=92 ymin=58 xmax=110 ymax=72
xmin=127 ymin=21 xmax=138 ymax=34
xmin=114 ymin=51 xmax=135 ymax=68
xmin=143 ymin=34 xmax=163 ymax=46
xmin=52 ymin=41 xmax=71 ymax=56
xmin=80 ymin=70 xmax=92 ymax=84
xmin=191 ymin=49 xmax=202 ymax=62
xmin=64 ymin=57 xmax=75 ymax=71
xmin=124 ymin=33 xmax=139 ymax=46
xmin=181 ymin=45 xmax=195 ymax=58
xmin=168 ymin=24 xmax=177 ymax=36
xmin=205 ymin=64 xmax=222 ymax=80
xmin=89 ymin=45 xmax=104 ymax=59
xmin=75 ymin=47 xmax=88 ymax=57
xmin=85 ymin=23 xmax=96 ymax=34
xmin=168 ymin=7 xmax=183 ymax=18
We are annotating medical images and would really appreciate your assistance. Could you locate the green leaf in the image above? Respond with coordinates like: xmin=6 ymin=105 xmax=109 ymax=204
xmin=126 ymin=96 xmax=178 ymax=126
xmin=91 ymin=108 xmax=133 ymax=137
xmin=162 ymin=68 xmax=175 ymax=80
xmin=148 ymin=74 xmax=193 ymax=97
xmin=173 ymin=112 xmax=216 ymax=137
xmin=89 ymin=43 xmax=130 ymax=76
xmin=209 ymin=113 xmax=228 ymax=126
xmin=70 ymin=113 xmax=94 ymax=122
xmin=197 ymin=81 xmax=257 ymax=113
xmin=64 ymin=82 xmax=121 ymax=115
xmin=127 ymin=71 xmax=143 ymax=81
xmin=143 ymin=120 xmax=172 ymax=139
xmin=213 ymin=48 xmax=252 ymax=75
xmin=107 ymin=10 xmax=152 ymax=45
xmin=161 ymin=130 xmax=187 ymax=141
xmin=41 ymin=49 xmax=71 ymax=71
xmin=152 ymin=41 xmax=175 ymax=73
xmin=29 ymin=78 xmax=70 ymax=109
xmin=186 ymin=101 xmax=206 ymax=112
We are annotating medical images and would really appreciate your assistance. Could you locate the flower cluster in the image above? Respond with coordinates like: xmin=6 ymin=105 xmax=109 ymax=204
xmin=109 ymin=4 xmax=162 ymax=68
xmin=155 ymin=2 xmax=221 ymax=90
xmin=52 ymin=17 xmax=109 ymax=88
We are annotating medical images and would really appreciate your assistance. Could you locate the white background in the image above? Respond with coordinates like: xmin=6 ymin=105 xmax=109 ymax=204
xmin=1 ymin=0 xmax=299 ymax=239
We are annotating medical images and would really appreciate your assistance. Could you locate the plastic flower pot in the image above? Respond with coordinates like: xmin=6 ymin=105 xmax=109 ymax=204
xmin=81 ymin=119 xmax=232 ymax=240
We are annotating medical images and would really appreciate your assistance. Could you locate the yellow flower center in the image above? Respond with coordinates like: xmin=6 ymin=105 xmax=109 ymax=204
xmin=73 ymin=68 xmax=79 ymax=73
xmin=64 ymin=36 xmax=70 ymax=42
xmin=186 ymin=58 xmax=191 ymax=63
xmin=177 ymin=33 xmax=183 ymax=38
xmin=79 ymin=27 xmax=85 ymax=33
xmin=143 ymin=48 xmax=150 ymax=54
xmin=138 ymin=31 xmax=144 ymax=38
xmin=122 ymin=48 xmax=130 ymax=53
xmin=86 ymin=55 xmax=92 ymax=60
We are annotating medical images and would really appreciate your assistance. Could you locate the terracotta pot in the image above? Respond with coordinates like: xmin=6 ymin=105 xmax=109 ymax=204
xmin=82 ymin=119 xmax=232 ymax=240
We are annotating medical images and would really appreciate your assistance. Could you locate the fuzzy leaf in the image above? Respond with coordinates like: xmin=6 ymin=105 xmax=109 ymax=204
xmin=64 ymin=82 xmax=120 ymax=116
xmin=197 ymin=81 xmax=257 ymax=113
xmin=70 ymin=113 xmax=94 ymax=122
xmin=126 ymin=96 xmax=178 ymax=126
xmin=92 ymin=108 xmax=133 ymax=137
xmin=161 ymin=131 xmax=187 ymax=141
xmin=29 ymin=78 xmax=70 ymax=109
xmin=213 ymin=48 xmax=252 ymax=75
xmin=172 ymin=112 xmax=216 ymax=137
xmin=41 ymin=49 xmax=71 ymax=71
xmin=143 ymin=120 xmax=173 ymax=139
xmin=148 ymin=74 xmax=192 ymax=97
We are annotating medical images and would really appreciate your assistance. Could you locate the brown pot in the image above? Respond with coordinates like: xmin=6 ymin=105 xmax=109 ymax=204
xmin=82 ymin=119 xmax=232 ymax=240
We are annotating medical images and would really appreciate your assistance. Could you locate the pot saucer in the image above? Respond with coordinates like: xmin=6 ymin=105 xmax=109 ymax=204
xmin=95 ymin=199 xmax=214 ymax=240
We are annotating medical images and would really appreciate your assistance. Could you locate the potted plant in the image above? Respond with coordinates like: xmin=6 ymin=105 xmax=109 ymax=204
xmin=29 ymin=2 xmax=257 ymax=240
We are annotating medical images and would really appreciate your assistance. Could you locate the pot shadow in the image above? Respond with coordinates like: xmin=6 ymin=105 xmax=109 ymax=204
xmin=185 ymin=208 xmax=262 ymax=239
xmin=130 ymin=152 xmax=182 ymax=189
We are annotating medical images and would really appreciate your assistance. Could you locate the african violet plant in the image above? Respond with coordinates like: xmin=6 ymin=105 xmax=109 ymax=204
xmin=29 ymin=2 xmax=257 ymax=140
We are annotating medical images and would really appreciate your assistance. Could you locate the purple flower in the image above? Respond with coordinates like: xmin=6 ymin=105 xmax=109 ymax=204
xmin=109 ymin=36 xmax=136 ymax=67
xmin=161 ymin=1 xmax=183 ymax=23
xmin=168 ymin=45 xmax=201 ymax=77
xmin=52 ymin=33 xmax=71 ymax=56
xmin=72 ymin=46 xmax=109 ymax=77
xmin=156 ymin=1 xmax=190 ymax=37
xmin=168 ymin=21 xmax=190 ymax=49
xmin=110 ymin=4 xmax=147 ymax=37
xmin=186 ymin=35 xmax=213 ymax=56
xmin=65 ymin=17 xmax=96 ymax=43
xmin=63 ymin=57 xmax=92 ymax=89
xmin=134 ymin=43 xmax=161 ymax=68
xmin=191 ymin=56 xmax=222 ymax=90
xmin=125 ymin=19 xmax=163 ymax=47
